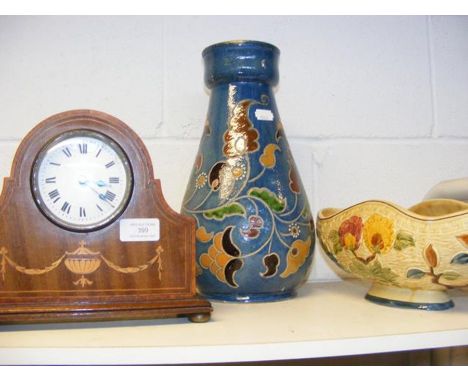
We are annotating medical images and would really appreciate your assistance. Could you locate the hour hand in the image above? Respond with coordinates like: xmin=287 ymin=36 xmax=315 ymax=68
xmin=83 ymin=182 xmax=115 ymax=208
xmin=98 ymin=192 xmax=115 ymax=207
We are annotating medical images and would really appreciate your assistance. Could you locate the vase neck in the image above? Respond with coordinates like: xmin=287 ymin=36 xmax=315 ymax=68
xmin=203 ymin=41 xmax=280 ymax=89
xmin=209 ymin=82 xmax=276 ymax=108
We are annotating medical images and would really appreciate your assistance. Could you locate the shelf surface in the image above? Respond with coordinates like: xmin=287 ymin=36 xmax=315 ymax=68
xmin=0 ymin=280 xmax=467 ymax=365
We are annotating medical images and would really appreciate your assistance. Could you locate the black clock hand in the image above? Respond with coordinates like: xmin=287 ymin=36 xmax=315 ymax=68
xmin=80 ymin=180 xmax=115 ymax=209
xmin=97 ymin=191 xmax=115 ymax=209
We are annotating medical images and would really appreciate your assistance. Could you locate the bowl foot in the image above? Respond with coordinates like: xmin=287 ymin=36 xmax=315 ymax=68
xmin=365 ymin=283 xmax=454 ymax=311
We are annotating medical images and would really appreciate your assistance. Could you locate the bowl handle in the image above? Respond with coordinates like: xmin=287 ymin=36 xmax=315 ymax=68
xmin=424 ymin=177 xmax=468 ymax=202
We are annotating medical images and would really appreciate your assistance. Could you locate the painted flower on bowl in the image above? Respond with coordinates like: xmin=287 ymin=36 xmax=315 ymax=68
xmin=363 ymin=214 xmax=395 ymax=255
xmin=338 ymin=216 xmax=363 ymax=251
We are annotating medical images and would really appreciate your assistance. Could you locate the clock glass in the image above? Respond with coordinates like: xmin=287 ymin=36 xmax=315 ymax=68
xmin=31 ymin=130 xmax=133 ymax=231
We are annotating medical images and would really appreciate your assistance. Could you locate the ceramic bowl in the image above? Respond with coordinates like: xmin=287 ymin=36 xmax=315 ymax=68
xmin=317 ymin=199 xmax=468 ymax=310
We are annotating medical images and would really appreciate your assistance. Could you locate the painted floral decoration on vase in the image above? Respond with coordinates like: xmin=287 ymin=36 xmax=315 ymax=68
xmin=182 ymin=41 xmax=315 ymax=302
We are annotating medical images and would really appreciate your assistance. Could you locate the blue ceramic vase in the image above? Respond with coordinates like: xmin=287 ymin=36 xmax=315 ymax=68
xmin=182 ymin=40 xmax=315 ymax=302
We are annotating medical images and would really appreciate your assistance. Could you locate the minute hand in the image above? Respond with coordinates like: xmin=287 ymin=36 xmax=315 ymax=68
xmin=85 ymin=183 xmax=115 ymax=209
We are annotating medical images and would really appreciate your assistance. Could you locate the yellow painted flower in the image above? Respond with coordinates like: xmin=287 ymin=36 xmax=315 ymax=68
xmin=363 ymin=214 xmax=395 ymax=255
xmin=343 ymin=233 xmax=356 ymax=249
xmin=280 ymin=236 xmax=312 ymax=278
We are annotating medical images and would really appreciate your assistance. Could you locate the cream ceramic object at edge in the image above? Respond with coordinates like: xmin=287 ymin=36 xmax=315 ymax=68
xmin=317 ymin=199 xmax=468 ymax=310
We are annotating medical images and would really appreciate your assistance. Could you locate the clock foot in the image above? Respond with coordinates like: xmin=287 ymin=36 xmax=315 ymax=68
xmin=188 ymin=312 xmax=211 ymax=323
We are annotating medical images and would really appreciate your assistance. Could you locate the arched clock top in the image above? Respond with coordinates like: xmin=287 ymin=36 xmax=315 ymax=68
xmin=10 ymin=110 xmax=156 ymax=188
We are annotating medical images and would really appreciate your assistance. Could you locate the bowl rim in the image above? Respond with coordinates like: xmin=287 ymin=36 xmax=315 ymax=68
xmin=317 ymin=198 xmax=468 ymax=222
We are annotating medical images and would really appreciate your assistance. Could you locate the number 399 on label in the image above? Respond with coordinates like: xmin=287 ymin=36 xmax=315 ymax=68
xmin=119 ymin=218 xmax=160 ymax=242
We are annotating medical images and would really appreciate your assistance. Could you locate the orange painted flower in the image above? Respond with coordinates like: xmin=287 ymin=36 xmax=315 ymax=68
xmin=424 ymin=244 xmax=439 ymax=268
xmin=199 ymin=227 xmax=242 ymax=287
xmin=280 ymin=236 xmax=312 ymax=278
xmin=196 ymin=226 xmax=213 ymax=243
xmin=338 ymin=216 xmax=363 ymax=251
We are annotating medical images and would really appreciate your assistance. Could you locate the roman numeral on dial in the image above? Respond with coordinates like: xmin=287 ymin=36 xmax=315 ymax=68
xmin=45 ymin=177 xmax=56 ymax=184
xmin=61 ymin=201 xmax=71 ymax=214
xmin=79 ymin=207 xmax=86 ymax=217
xmin=104 ymin=190 xmax=116 ymax=202
xmin=62 ymin=147 xmax=72 ymax=158
xmin=105 ymin=161 xmax=115 ymax=169
xmin=79 ymin=143 xmax=88 ymax=154
xmin=48 ymin=189 xmax=60 ymax=201
xmin=109 ymin=177 xmax=120 ymax=184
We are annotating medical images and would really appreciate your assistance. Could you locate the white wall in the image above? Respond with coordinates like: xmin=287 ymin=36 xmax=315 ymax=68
xmin=0 ymin=16 xmax=467 ymax=282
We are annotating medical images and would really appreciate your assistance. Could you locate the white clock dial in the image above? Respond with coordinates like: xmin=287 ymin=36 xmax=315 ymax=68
xmin=31 ymin=130 xmax=133 ymax=231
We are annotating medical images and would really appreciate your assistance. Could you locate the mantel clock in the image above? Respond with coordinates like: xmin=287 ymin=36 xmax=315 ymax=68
xmin=0 ymin=110 xmax=212 ymax=324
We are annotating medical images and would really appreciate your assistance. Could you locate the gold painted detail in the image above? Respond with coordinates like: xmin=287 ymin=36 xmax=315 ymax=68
xmin=259 ymin=144 xmax=280 ymax=168
xmin=101 ymin=245 xmax=163 ymax=281
xmin=223 ymin=99 xmax=259 ymax=158
xmin=0 ymin=242 xmax=164 ymax=288
xmin=280 ymin=236 xmax=313 ymax=278
xmin=199 ymin=227 xmax=242 ymax=288
xmin=196 ymin=226 xmax=214 ymax=242
xmin=64 ymin=241 xmax=102 ymax=287
xmin=0 ymin=247 xmax=65 ymax=281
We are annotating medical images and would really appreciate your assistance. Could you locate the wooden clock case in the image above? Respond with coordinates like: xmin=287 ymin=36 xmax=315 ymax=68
xmin=0 ymin=110 xmax=212 ymax=324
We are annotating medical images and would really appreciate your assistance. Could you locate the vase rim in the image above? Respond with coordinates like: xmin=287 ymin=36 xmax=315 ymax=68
xmin=202 ymin=40 xmax=280 ymax=57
